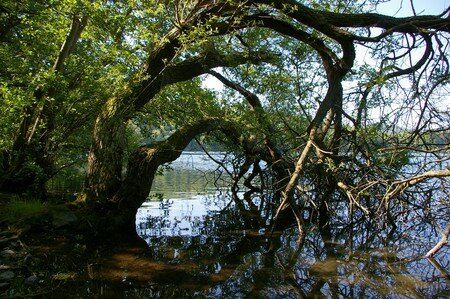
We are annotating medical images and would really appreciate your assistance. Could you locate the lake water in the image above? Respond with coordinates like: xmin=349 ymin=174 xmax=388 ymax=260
xmin=129 ymin=152 xmax=450 ymax=298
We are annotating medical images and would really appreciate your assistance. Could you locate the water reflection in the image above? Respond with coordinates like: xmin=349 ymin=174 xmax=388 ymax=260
xmin=134 ymin=190 xmax=449 ymax=298
xmin=150 ymin=152 xmax=232 ymax=198
xmin=125 ymin=153 xmax=450 ymax=298
xmin=136 ymin=193 xmax=230 ymax=238
xmin=32 ymin=147 xmax=449 ymax=298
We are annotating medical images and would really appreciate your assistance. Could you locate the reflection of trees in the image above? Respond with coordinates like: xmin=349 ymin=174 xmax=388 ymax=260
xmin=251 ymin=221 xmax=447 ymax=298
xmin=138 ymin=138 xmax=448 ymax=297
xmin=137 ymin=186 xmax=448 ymax=297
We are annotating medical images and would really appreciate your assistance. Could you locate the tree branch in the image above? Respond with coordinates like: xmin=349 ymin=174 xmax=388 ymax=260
xmin=161 ymin=50 xmax=277 ymax=87
xmin=384 ymin=168 xmax=450 ymax=201
xmin=426 ymin=222 xmax=450 ymax=258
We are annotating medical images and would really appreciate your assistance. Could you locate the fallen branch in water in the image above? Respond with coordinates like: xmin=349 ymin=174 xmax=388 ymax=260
xmin=426 ymin=256 xmax=450 ymax=281
xmin=425 ymin=222 xmax=450 ymax=258
xmin=384 ymin=168 xmax=450 ymax=202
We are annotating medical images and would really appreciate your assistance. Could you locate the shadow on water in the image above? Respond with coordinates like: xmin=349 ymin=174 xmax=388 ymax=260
xmin=42 ymin=153 xmax=449 ymax=298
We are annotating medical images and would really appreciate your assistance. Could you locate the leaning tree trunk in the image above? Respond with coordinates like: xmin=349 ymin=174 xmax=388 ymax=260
xmin=81 ymin=1 xmax=277 ymax=209
xmin=84 ymin=115 xmax=291 ymax=240
xmin=96 ymin=118 xmax=228 ymax=236
xmin=84 ymin=98 xmax=128 ymax=205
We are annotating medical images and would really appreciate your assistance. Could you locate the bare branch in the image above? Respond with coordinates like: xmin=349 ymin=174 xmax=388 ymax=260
xmin=426 ymin=222 xmax=450 ymax=258
xmin=384 ymin=168 xmax=450 ymax=201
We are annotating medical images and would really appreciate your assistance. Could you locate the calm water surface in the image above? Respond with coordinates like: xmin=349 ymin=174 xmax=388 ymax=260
xmin=131 ymin=153 xmax=450 ymax=298
xmin=45 ymin=152 xmax=449 ymax=298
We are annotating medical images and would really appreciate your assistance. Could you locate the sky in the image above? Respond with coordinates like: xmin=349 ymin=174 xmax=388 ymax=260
xmin=376 ymin=0 xmax=450 ymax=16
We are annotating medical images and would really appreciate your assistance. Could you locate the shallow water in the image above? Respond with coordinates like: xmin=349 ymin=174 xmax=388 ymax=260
xmin=41 ymin=152 xmax=450 ymax=298
xmin=132 ymin=192 xmax=449 ymax=298
xmin=136 ymin=153 xmax=450 ymax=298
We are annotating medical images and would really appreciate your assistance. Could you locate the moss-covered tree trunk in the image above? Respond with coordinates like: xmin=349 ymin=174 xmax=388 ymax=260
xmin=89 ymin=118 xmax=227 ymax=237
xmin=84 ymin=98 xmax=127 ymax=205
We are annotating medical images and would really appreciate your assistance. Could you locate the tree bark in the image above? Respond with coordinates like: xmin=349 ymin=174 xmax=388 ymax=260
xmin=85 ymin=98 xmax=127 ymax=204
xmin=99 ymin=118 xmax=227 ymax=234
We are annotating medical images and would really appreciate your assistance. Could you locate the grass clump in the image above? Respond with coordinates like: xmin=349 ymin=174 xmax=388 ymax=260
xmin=0 ymin=196 xmax=49 ymax=224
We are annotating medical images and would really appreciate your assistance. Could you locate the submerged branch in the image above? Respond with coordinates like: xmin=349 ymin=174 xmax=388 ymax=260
xmin=337 ymin=182 xmax=370 ymax=216
xmin=426 ymin=257 xmax=450 ymax=282
xmin=426 ymin=222 xmax=450 ymax=258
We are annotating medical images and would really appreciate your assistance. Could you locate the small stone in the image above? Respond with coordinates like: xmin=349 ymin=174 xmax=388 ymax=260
xmin=23 ymin=254 xmax=34 ymax=265
xmin=0 ymin=271 xmax=15 ymax=281
xmin=0 ymin=282 xmax=10 ymax=291
xmin=0 ymin=249 xmax=15 ymax=258
xmin=0 ymin=231 xmax=14 ymax=238
xmin=52 ymin=210 xmax=78 ymax=228
xmin=24 ymin=275 xmax=38 ymax=285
